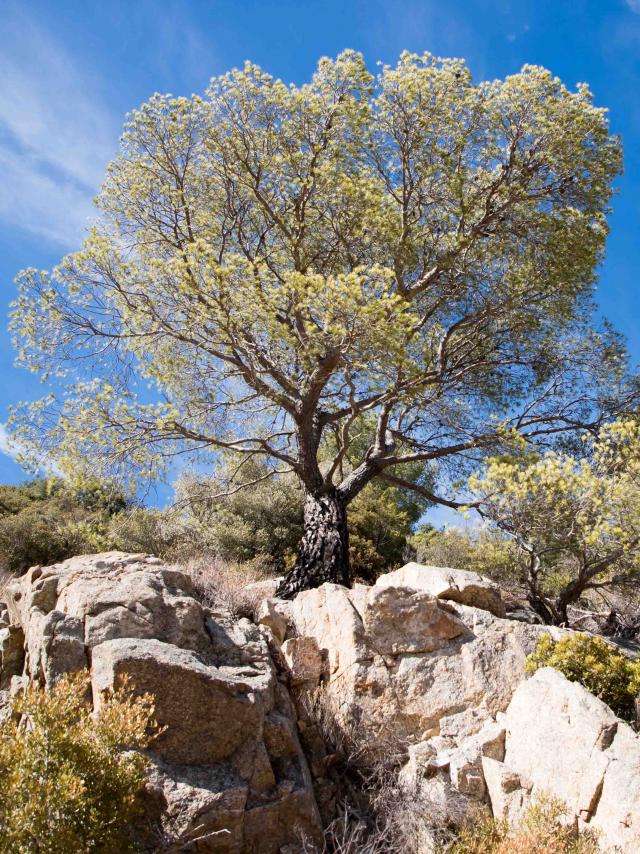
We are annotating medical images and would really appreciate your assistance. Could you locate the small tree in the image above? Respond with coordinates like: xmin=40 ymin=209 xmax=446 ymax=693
xmin=470 ymin=420 xmax=640 ymax=624
xmin=10 ymin=51 xmax=632 ymax=596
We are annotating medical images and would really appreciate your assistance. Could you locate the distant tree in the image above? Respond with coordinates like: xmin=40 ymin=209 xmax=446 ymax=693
xmin=0 ymin=477 xmax=127 ymax=574
xmin=10 ymin=51 xmax=633 ymax=596
xmin=470 ymin=420 xmax=640 ymax=624
xmin=412 ymin=525 xmax=522 ymax=587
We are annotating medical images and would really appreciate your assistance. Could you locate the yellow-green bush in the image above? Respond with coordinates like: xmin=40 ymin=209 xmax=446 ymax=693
xmin=445 ymin=796 xmax=598 ymax=854
xmin=0 ymin=674 xmax=158 ymax=853
xmin=526 ymin=633 xmax=640 ymax=722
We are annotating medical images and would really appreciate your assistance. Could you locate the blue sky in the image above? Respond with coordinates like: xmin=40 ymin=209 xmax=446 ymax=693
xmin=1 ymin=0 xmax=639 ymax=523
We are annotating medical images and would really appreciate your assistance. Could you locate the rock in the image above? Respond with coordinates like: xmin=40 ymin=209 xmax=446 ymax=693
xmin=0 ymin=623 xmax=24 ymax=689
xmin=91 ymin=637 xmax=266 ymax=765
xmin=2 ymin=553 xmax=322 ymax=853
xmin=287 ymin=581 xmax=563 ymax=742
xmin=245 ymin=578 xmax=284 ymax=603
xmin=376 ymin=562 xmax=506 ymax=617
xmin=256 ymin=598 xmax=291 ymax=644
xmin=280 ymin=578 xmax=574 ymax=838
xmin=281 ymin=636 xmax=324 ymax=686
xmin=362 ymin=585 xmax=469 ymax=655
xmin=487 ymin=667 xmax=640 ymax=852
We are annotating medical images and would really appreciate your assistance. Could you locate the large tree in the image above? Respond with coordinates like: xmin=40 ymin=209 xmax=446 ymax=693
xmin=10 ymin=51 xmax=632 ymax=596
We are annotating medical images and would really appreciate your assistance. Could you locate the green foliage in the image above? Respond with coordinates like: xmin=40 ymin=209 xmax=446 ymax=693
xmin=9 ymin=51 xmax=625 ymax=520
xmin=444 ymin=796 xmax=598 ymax=854
xmin=349 ymin=479 xmax=426 ymax=582
xmin=175 ymin=463 xmax=304 ymax=569
xmin=108 ymin=458 xmax=425 ymax=579
xmin=412 ymin=526 xmax=522 ymax=587
xmin=0 ymin=674 xmax=157 ymax=853
xmin=107 ymin=507 xmax=182 ymax=560
xmin=0 ymin=477 xmax=128 ymax=574
xmin=526 ymin=633 xmax=640 ymax=722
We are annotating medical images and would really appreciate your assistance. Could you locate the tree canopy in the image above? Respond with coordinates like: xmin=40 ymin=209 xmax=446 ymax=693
xmin=470 ymin=419 xmax=640 ymax=624
xmin=9 ymin=50 xmax=634 ymax=594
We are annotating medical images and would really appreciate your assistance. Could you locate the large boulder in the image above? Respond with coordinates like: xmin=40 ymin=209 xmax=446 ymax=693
xmin=375 ymin=562 xmax=506 ymax=617
xmin=484 ymin=667 xmax=640 ymax=853
xmin=0 ymin=553 xmax=321 ymax=853
xmin=279 ymin=579 xmax=561 ymax=741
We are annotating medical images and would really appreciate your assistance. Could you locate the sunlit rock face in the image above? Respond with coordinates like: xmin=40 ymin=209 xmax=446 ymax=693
xmin=0 ymin=552 xmax=322 ymax=853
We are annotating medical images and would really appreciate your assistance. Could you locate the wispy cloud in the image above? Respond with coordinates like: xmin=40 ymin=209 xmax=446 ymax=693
xmin=0 ymin=5 xmax=119 ymax=248
xmin=626 ymin=0 xmax=640 ymax=13
xmin=0 ymin=424 xmax=19 ymax=461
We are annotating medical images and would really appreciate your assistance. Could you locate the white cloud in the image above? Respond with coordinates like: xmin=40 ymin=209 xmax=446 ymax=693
xmin=626 ymin=0 xmax=640 ymax=13
xmin=0 ymin=424 xmax=20 ymax=460
xmin=0 ymin=6 xmax=119 ymax=248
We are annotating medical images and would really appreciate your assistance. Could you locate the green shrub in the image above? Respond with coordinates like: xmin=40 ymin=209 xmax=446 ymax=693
xmin=175 ymin=459 xmax=428 ymax=579
xmin=526 ymin=633 xmax=640 ymax=722
xmin=412 ymin=526 xmax=522 ymax=588
xmin=107 ymin=507 xmax=180 ymax=558
xmin=0 ymin=478 xmax=126 ymax=574
xmin=0 ymin=674 xmax=157 ymax=853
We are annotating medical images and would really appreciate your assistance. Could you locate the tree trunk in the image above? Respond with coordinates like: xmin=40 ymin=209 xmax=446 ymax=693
xmin=527 ymin=589 xmax=561 ymax=625
xmin=276 ymin=489 xmax=350 ymax=599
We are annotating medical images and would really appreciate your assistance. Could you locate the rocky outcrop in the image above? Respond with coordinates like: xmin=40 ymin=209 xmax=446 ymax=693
xmin=258 ymin=566 xmax=640 ymax=852
xmin=0 ymin=553 xmax=322 ymax=853
xmin=3 ymin=553 xmax=639 ymax=852
xmin=375 ymin=562 xmax=506 ymax=617
xmin=484 ymin=667 xmax=640 ymax=852
xmin=269 ymin=579 xmax=563 ymax=742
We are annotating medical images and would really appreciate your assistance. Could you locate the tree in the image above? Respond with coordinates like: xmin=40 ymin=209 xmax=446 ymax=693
xmin=10 ymin=51 xmax=632 ymax=596
xmin=470 ymin=420 xmax=640 ymax=624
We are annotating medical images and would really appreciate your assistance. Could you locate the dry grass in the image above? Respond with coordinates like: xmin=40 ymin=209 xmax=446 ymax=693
xmin=444 ymin=797 xmax=600 ymax=854
xmin=176 ymin=555 xmax=278 ymax=620
xmin=295 ymin=686 xmax=462 ymax=854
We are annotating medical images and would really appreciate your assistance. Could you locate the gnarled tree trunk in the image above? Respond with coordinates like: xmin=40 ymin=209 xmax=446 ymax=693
xmin=276 ymin=489 xmax=350 ymax=599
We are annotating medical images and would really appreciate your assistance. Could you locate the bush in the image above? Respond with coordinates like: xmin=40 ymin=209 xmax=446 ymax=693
xmin=174 ymin=460 xmax=428 ymax=580
xmin=412 ymin=527 xmax=522 ymax=588
xmin=526 ymin=633 xmax=640 ymax=722
xmin=0 ymin=674 xmax=157 ymax=853
xmin=0 ymin=478 xmax=127 ymax=574
xmin=107 ymin=507 xmax=183 ymax=559
xmin=444 ymin=796 xmax=598 ymax=853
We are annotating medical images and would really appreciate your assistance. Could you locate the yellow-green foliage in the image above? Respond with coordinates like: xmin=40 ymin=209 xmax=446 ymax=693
xmin=469 ymin=420 xmax=640 ymax=620
xmin=445 ymin=796 xmax=599 ymax=854
xmin=526 ymin=633 xmax=640 ymax=722
xmin=0 ymin=675 xmax=157 ymax=853
xmin=9 ymin=51 xmax=622 ymax=507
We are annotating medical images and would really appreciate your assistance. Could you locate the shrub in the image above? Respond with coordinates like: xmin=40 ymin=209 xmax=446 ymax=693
xmin=175 ymin=459 xmax=428 ymax=580
xmin=107 ymin=507 xmax=183 ymax=559
xmin=0 ymin=674 xmax=158 ymax=853
xmin=526 ymin=633 xmax=640 ymax=722
xmin=0 ymin=477 xmax=127 ymax=574
xmin=444 ymin=796 xmax=599 ymax=854
xmin=412 ymin=526 xmax=522 ymax=588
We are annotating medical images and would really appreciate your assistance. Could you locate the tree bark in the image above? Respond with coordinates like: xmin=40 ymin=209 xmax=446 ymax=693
xmin=276 ymin=489 xmax=350 ymax=599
